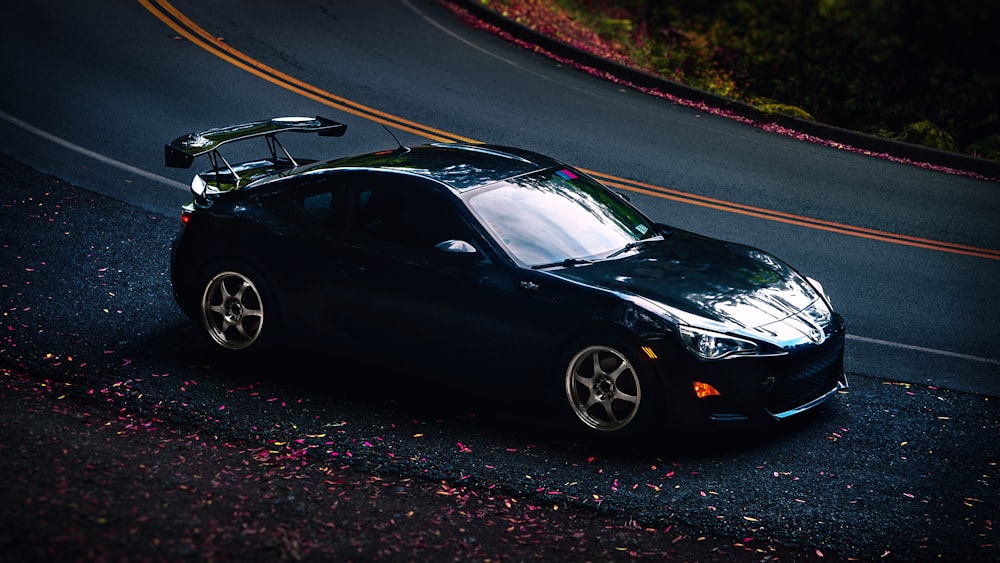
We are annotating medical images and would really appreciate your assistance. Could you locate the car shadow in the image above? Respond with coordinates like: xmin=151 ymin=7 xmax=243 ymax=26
xmin=126 ymin=322 xmax=842 ymax=459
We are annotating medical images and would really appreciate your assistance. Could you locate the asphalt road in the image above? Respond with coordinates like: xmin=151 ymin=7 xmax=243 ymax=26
xmin=1 ymin=154 xmax=996 ymax=560
xmin=1 ymin=0 xmax=997 ymax=394
xmin=1 ymin=0 xmax=998 ymax=559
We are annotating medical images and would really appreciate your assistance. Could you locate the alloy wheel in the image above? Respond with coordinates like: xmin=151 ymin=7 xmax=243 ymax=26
xmin=200 ymin=271 xmax=264 ymax=351
xmin=564 ymin=344 xmax=642 ymax=432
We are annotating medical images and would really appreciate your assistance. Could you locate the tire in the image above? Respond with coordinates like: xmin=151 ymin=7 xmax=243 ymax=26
xmin=561 ymin=335 xmax=661 ymax=438
xmin=197 ymin=265 xmax=279 ymax=355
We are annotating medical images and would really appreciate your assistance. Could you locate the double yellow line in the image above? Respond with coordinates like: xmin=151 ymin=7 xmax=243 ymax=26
xmin=594 ymin=173 xmax=1000 ymax=260
xmin=141 ymin=0 xmax=1000 ymax=261
xmin=140 ymin=0 xmax=473 ymax=144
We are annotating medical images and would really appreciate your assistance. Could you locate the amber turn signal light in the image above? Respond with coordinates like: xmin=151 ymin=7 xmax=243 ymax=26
xmin=693 ymin=381 xmax=721 ymax=399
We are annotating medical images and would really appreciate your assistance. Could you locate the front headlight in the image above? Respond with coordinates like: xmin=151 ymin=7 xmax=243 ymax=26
xmin=679 ymin=326 xmax=759 ymax=360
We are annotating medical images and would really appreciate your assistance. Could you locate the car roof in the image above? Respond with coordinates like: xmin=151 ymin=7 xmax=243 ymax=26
xmin=293 ymin=143 xmax=564 ymax=192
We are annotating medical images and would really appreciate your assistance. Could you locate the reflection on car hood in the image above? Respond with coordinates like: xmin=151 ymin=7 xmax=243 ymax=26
xmin=548 ymin=230 xmax=822 ymax=331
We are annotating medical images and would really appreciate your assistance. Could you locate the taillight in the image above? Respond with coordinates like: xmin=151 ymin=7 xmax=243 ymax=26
xmin=180 ymin=211 xmax=192 ymax=225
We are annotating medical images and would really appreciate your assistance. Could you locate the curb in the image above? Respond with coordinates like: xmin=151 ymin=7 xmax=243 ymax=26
xmin=453 ymin=1 xmax=1000 ymax=182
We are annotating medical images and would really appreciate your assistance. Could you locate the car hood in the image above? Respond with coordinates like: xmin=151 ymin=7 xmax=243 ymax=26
xmin=547 ymin=230 xmax=825 ymax=332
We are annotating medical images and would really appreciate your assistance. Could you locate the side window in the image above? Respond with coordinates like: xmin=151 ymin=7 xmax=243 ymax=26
xmin=294 ymin=180 xmax=349 ymax=232
xmin=352 ymin=183 xmax=473 ymax=252
xmin=301 ymin=191 xmax=332 ymax=219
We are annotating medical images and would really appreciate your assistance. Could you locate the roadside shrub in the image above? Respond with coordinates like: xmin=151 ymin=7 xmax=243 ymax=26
xmin=900 ymin=121 xmax=957 ymax=152
xmin=752 ymin=99 xmax=814 ymax=121
xmin=490 ymin=0 xmax=1000 ymax=160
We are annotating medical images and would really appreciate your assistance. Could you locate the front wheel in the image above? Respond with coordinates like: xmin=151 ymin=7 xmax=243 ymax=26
xmin=562 ymin=336 xmax=661 ymax=436
xmin=198 ymin=267 xmax=277 ymax=354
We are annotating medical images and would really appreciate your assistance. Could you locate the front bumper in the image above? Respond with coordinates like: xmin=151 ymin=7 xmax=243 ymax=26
xmin=653 ymin=316 xmax=848 ymax=427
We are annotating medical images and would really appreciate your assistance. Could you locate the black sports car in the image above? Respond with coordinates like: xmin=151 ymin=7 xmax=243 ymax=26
xmin=166 ymin=116 xmax=847 ymax=437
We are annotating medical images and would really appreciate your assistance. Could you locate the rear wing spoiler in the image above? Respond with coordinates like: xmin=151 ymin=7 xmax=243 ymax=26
xmin=164 ymin=115 xmax=346 ymax=169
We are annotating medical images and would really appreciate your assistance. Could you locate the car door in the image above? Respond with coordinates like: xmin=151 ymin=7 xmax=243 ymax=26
xmin=316 ymin=173 xmax=525 ymax=366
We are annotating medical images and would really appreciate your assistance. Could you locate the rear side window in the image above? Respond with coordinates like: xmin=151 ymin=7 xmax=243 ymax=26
xmin=301 ymin=191 xmax=332 ymax=220
xmin=292 ymin=178 xmax=351 ymax=231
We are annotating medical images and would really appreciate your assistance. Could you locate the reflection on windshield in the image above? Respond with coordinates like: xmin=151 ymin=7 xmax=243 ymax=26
xmin=467 ymin=168 xmax=656 ymax=266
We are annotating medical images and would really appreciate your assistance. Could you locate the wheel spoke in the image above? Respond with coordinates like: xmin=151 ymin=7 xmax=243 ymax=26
xmin=217 ymin=280 xmax=234 ymax=301
xmin=241 ymin=305 xmax=263 ymax=319
xmin=232 ymin=279 xmax=250 ymax=301
xmin=581 ymin=390 xmax=601 ymax=410
xmin=608 ymin=361 xmax=630 ymax=382
xmin=613 ymin=388 xmax=638 ymax=405
xmin=598 ymin=399 xmax=620 ymax=423
xmin=590 ymin=351 xmax=604 ymax=376
xmin=610 ymin=363 xmax=639 ymax=404
xmin=574 ymin=371 xmax=595 ymax=388
xmin=233 ymin=320 xmax=253 ymax=340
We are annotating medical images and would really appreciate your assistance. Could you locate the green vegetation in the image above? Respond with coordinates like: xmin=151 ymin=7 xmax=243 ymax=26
xmin=489 ymin=0 xmax=1000 ymax=160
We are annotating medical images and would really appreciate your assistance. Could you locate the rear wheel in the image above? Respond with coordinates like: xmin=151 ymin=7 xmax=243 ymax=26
xmin=198 ymin=266 xmax=277 ymax=354
xmin=562 ymin=336 xmax=661 ymax=437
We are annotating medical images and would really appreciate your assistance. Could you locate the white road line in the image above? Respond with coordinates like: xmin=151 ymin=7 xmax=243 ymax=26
xmin=847 ymin=334 xmax=1000 ymax=366
xmin=402 ymin=0 xmax=603 ymax=99
xmin=0 ymin=110 xmax=189 ymax=191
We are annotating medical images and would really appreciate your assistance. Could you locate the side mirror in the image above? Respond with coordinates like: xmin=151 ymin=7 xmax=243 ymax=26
xmin=434 ymin=239 xmax=478 ymax=262
xmin=654 ymin=222 xmax=675 ymax=236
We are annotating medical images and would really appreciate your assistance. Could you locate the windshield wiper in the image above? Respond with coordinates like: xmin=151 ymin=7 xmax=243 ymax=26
xmin=531 ymin=257 xmax=594 ymax=270
xmin=605 ymin=236 xmax=663 ymax=259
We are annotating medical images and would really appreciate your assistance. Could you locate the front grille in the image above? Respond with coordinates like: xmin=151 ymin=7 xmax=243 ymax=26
xmin=764 ymin=349 xmax=843 ymax=415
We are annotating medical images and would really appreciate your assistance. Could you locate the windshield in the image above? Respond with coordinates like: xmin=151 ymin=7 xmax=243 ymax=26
xmin=466 ymin=168 xmax=659 ymax=267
